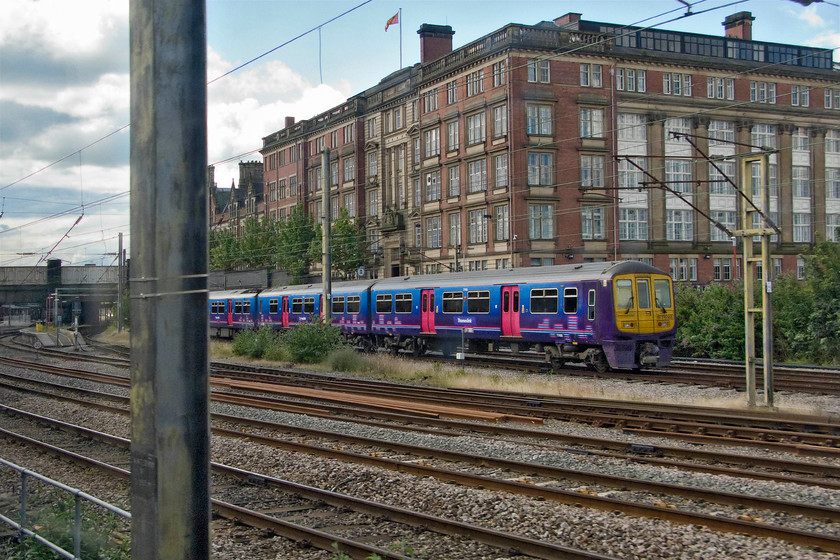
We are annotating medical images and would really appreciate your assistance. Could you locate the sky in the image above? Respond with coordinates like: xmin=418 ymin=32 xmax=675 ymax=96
xmin=0 ymin=0 xmax=838 ymax=266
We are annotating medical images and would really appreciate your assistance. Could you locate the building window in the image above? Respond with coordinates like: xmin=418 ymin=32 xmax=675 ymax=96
xmin=580 ymin=155 xmax=604 ymax=188
xmin=425 ymin=216 xmax=442 ymax=248
xmin=710 ymin=211 xmax=735 ymax=241
xmin=423 ymin=89 xmax=438 ymax=113
xmin=666 ymin=210 xmax=693 ymax=241
xmin=665 ymin=159 xmax=692 ymax=194
xmin=467 ymin=159 xmax=487 ymax=193
xmin=494 ymin=154 xmax=508 ymax=188
xmin=368 ymin=118 xmax=377 ymax=138
xmin=616 ymin=68 xmax=645 ymax=92
xmin=424 ymin=170 xmax=441 ymax=202
xmin=751 ymin=123 xmax=777 ymax=150
xmin=468 ymin=209 xmax=488 ymax=244
xmin=528 ymin=204 xmax=553 ymax=239
xmin=279 ymin=179 xmax=287 ymax=199
xmin=827 ymin=168 xmax=840 ymax=199
xmin=527 ymin=59 xmax=549 ymax=83
xmin=581 ymin=207 xmax=604 ymax=240
xmin=791 ymin=128 xmax=809 ymax=152
xmin=580 ymin=63 xmax=602 ymax=87
xmin=793 ymin=213 xmax=811 ymax=243
xmin=825 ymin=88 xmax=840 ymax=109
xmin=368 ymin=152 xmax=378 ymax=178
xmin=344 ymin=124 xmax=354 ymax=144
xmin=492 ymin=61 xmax=506 ymax=87
xmin=750 ymin=81 xmax=777 ymax=104
xmin=268 ymin=181 xmax=276 ymax=202
xmin=792 ymin=166 xmax=810 ymax=197
xmin=713 ymin=258 xmax=733 ymax=281
xmin=709 ymin=162 xmax=735 ymax=195
xmin=423 ymin=127 xmax=440 ymax=158
xmin=670 ymin=258 xmax=697 ymax=282
xmin=467 ymin=112 xmax=485 ymax=145
xmin=368 ymin=189 xmax=378 ymax=216
xmin=495 ymin=204 xmax=509 ymax=241
xmin=827 ymin=130 xmax=840 ymax=154
xmin=827 ymin=214 xmax=840 ymax=242
xmin=526 ymin=104 xmax=552 ymax=135
xmin=448 ymin=166 xmax=461 ymax=197
xmin=617 ymin=113 xmax=647 ymax=141
xmin=619 ymin=208 xmax=648 ymax=240
xmin=618 ymin=158 xmax=645 ymax=190
xmin=527 ymin=152 xmax=553 ymax=186
xmin=447 ymin=121 xmax=459 ymax=152
xmin=466 ymin=69 xmax=484 ymax=97
xmin=579 ymin=108 xmax=604 ymax=138
xmin=345 ymin=192 xmax=356 ymax=217
xmin=413 ymin=137 xmax=420 ymax=165
xmin=343 ymin=156 xmax=355 ymax=183
xmin=289 ymin=175 xmax=297 ymax=196
xmin=449 ymin=213 xmax=461 ymax=249
xmin=709 ymin=120 xmax=735 ymax=146
xmin=791 ymin=85 xmax=810 ymax=107
xmin=706 ymin=76 xmax=735 ymax=100
xmin=663 ymin=72 xmax=692 ymax=96
xmin=330 ymin=162 xmax=339 ymax=186
xmin=446 ymin=80 xmax=458 ymax=104
xmin=493 ymin=105 xmax=507 ymax=138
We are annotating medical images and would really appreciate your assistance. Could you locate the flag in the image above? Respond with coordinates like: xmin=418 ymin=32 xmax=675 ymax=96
xmin=385 ymin=12 xmax=399 ymax=31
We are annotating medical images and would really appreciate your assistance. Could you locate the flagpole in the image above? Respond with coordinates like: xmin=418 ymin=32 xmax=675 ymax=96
xmin=399 ymin=8 xmax=403 ymax=68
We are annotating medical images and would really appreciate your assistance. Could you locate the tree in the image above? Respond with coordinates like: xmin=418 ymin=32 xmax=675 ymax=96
xmin=310 ymin=208 xmax=367 ymax=280
xmin=209 ymin=228 xmax=240 ymax=271
xmin=274 ymin=203 xmax=318 ymax=283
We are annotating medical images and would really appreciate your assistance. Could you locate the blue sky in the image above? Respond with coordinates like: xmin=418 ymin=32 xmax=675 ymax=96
xmin=0 ymin=0 xmax=838 ymax=265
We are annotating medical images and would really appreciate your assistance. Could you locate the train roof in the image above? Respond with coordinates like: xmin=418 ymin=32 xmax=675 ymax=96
xmin=208 ymin=289 xmax=259 ymax=299
xmin=369 ymin=261 xmax=668 ymax=290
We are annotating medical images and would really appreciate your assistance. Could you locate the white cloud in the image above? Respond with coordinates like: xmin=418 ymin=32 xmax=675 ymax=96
xmin=788 ymin=5 xmax=825 ymax=28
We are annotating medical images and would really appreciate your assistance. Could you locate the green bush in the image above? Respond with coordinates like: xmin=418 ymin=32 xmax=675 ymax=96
xmin=279 ymin=316 xmax=343 ymax=363
xmin=232 ymin=326 xmax=280 ymax=359
xmin=326 ymin=346 xmax=366 ymax=373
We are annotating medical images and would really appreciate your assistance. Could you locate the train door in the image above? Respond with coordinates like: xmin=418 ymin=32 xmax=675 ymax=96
xmin=501 ymin=286 xmax=521 ymax=337
xmin=635 ymin=277 xmax=654 ymax=333
xmin=226 ymin=299 xmax=233 ymax=326
xmin=281 ymin=297 xmax=289 ymax=328
xmin=420 ymin=289 xmax=436 ymax=333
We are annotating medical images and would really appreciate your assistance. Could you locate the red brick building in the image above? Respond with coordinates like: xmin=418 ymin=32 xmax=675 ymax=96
xmin=244 ymin=11 xmax=839 ymax=283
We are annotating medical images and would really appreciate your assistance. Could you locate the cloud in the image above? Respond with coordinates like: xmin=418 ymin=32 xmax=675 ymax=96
xmin=789 ymin=5 xmax=825 ymax=27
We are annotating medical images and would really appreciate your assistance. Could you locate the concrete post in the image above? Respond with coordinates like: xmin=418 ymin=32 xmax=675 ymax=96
xmin=129 ymin=1 xmax=209 ymax=558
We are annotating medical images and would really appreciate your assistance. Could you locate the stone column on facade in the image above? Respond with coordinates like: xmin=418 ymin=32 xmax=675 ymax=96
xmin=778 ymin=123 xmax=794 ymax=245
xmin=811 ymin=127 xmax=827 ymax=240
xmin=693 ymin=116 xmax=711 ymax=243
xmin=647 ymin=113 xmax=666 ymax=243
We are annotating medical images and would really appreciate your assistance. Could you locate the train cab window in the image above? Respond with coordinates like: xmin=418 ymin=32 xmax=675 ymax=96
xmin=530 ymin=288 xmax=558 ymax=314
xmin=563 ymin=288 xmax=578 ymax=314
xmin=587 ymin=290 xmax=596 ymax=320
xmin=269 ymin=299 xmax=279 ymax=314
xmin=376 ymin=294 xmax=393 ymax=313
xmin=303 ymin=297 xmax=315 ymax=314
xmin=467 ymin=290 xmax=490 ymax=313
xmin=331 ymin=296 xmax=345 ymax=314
xmin=394 ymin=293 xmax=412 ymax=313
xmin=291 ymin=299 xmax=303 ymax=314
xmin=654 ymin=279 xmax=672 ymax=309
xmin=615 ymin=279 xmax=634 ymax=311
xmin=636 ymin=279 xmax=651 ymax=309
xmin=442 ymin=291 xmax=464 ymax=313
xmin=234 ymin=301 xmax=243 ymax=314
xmin=242 ymin=301 xmax=251 ymax=314
xmin=347 ymin=296 xmax=361 ymax=314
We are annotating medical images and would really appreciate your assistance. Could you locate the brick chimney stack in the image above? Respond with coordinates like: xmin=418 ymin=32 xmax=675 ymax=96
xmin=417 ymin=24 xmax=455 ymax=64
xmin=723 ymin=11 xmax=755 ymax=40
xmin=284 ymin=116 xmax=295 ymax=128
xmin=554 ymin=13 xmax=581 ymax=28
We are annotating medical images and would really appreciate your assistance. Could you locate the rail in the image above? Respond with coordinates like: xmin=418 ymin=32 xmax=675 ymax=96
xmin=0 ymin=457 xmax=130 ymax=560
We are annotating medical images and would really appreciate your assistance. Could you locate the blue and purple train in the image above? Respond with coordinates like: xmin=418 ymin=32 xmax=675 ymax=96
xmin=209 ymin=260 xmax=676 ymax=372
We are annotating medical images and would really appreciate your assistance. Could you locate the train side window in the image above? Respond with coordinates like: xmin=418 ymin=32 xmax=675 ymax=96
xmin=347 ymin=295 xmax=361 ymax=314
xmin=467 ymin=290 xmax=490 ymax=313
xmin=303 ymin=297 xmax=315 ymax=314
xmin=563 ymin=288 xmax=578 ymax=314
xmin=331 ymin=296 xmax=345 ymax=314
xmin=442 ymin=291 xmax=464 ymax=313
xmin=242 ymin=301 xmax=251 ymax=314
xmin=530 ymin=288 xmax=558 ymax=314
xmin=291 ymin=299 xmax=303 ymax=314
xmin=269 ymin=299 xmax=279 ymax=314
xmin=654 ymin=279 xmax=672 ymax=309
xmin=211 ymin=302 xmax=222 ymax=313
xmin=234 ymin=301 xmax=243 ymax=314
xmin=376 ymin=294 xmax=393 ymax=313
xmin=615 ymin=279 xmax=633 ymax=311
xmin=636 ymin=279 xmax=651 ymax=309
xmin=394 ymin=293 xmax=412 ymax=313
xmin=587 ymin=290 xmax=595 ymax=320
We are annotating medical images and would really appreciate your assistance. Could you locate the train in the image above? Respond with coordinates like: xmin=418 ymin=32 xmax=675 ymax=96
xmin=209 ymin=260 xmax=676 ymax=372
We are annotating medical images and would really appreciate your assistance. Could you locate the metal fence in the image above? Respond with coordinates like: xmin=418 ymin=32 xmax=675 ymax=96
xmin=0 ymin=458 xmax=130 ymax=559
